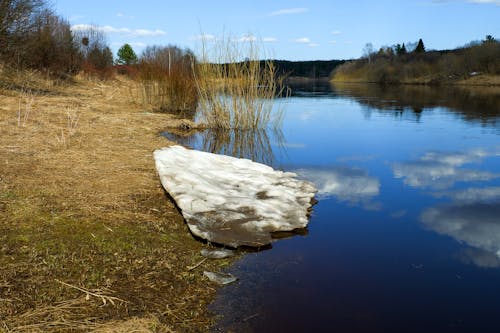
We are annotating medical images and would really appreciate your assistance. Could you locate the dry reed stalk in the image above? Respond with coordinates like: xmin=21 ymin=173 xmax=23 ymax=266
xmin=194 ymin=35 xmax=286 ymax=130
xmin=16 ymin=88 xmax=36 ymax=127
xmin=55 ymin=280 xmax=129 ymax=306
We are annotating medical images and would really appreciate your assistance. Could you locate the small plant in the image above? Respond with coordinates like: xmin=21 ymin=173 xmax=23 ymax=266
xmin=194 ymin=35 xmax=285 ymax=130
xmin=17 ymin=88 xmax=36 ymax=127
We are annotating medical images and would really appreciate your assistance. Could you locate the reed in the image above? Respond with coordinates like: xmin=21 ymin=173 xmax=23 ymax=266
xmin=194 ymin=36 xmax=285 ymax=129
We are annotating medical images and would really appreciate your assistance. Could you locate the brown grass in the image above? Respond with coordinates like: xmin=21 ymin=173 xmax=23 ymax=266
xmin=0 ymin=69 xmax=232 ymax=332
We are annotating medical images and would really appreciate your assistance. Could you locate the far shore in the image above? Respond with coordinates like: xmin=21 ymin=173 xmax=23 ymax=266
xmin=331 ymin=74 xmax=500 ymax=87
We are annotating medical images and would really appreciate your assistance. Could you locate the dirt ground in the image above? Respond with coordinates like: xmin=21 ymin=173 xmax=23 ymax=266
xmin=0 ymin=71 xmax=231 ymax=332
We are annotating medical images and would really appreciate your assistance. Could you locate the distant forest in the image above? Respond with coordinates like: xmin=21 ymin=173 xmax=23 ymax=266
xmin=268 ymin=60 xmax=346 ymax=78
xmin=332 ymin=36 xmax=500 ymax=84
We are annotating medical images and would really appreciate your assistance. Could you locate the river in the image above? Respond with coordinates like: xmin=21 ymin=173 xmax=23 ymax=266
xmin=165 ymin=83 xmax=500 ymax=332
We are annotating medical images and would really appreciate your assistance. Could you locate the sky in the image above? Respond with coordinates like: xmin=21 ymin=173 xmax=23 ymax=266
xmin=53 ymin=0 xmax=500 ymax=61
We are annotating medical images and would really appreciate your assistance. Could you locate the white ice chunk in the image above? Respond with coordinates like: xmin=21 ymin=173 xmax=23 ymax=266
xmin=154 ymin=145 xmax=317 ymax=247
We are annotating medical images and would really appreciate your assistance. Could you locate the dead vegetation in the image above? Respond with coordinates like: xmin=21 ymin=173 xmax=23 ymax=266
xmin=0 ymin=69 xmax=232 ymax=332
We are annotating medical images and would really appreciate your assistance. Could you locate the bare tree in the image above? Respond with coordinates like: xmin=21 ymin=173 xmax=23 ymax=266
xmin=0 ymin=0 xmax=45 ymax=61
xmin=363 ymin=42 xmax=374 ymax=63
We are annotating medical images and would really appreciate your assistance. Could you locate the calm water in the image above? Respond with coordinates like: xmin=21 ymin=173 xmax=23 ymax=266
xmin=166 ymin=84 xmax=500 ymax=332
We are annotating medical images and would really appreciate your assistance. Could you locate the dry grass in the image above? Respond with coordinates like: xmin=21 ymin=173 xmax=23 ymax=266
xmin=195 ymin=36 xmax=285 ymax=129
xmin=0 ymin=69 xmax=232 ymax=332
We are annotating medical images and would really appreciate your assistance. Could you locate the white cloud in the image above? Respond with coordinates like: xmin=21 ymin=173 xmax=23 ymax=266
xmin=71 ymin=24 xmax=166 ymax=37
xmin=331 ymin=30 xmax=342 ymax=35
xmin=329 ymin=40 xmax=337 ymax=44
xmin=308 ymin=43 xmax=320 ymax=47
xmin=269 ymin=7 xmax=309 ymax=16
xmin=294 ymin=37 xmax=311 ymax=44
xmin=467 ymin=0 xmax=500 ymax=5
xmin=192 ymin=33 xmax=216 ymax=41
xmin=235 ymin=34 xmax=257 ymax=42
xmin=262 ymin=37 xmax=278 ymax=43
xmin=133 ymin=29 xmax=166 ymax=37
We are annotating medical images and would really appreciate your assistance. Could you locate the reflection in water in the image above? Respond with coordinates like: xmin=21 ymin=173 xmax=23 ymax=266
xmin=332 ymin=82 xmax=500 ymax=126
xmin=421 ymin=192 xmax=500 ymax=259
xmin=393 ymin=149 xmax=500 ymax=190
xmin=395 ymin=148 xmax=500 ymax=264
xmin=200 ymin=129 xmax=283 ymax=166
xmin=162 ymin=128 xmax=285 ymax=166
xmin=296 ymin=167 xmax=380 ymax=209
xmin=460 ymin=248 xmax=500 ymax=268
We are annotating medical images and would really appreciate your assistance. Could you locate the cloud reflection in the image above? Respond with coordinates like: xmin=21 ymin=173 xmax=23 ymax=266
xmin=421 ymin=187 xmax=500 ymax=261
xmin=296 ymin=167 xmax=380 ymax=209
xmin=460 ymin=248 xmax=500 ymax=268
xmin=393 ymin=149 xmax=500 ymax=189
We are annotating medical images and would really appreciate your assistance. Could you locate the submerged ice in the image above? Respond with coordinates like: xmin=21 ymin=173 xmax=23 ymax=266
xmin=154 ymin=145 xmax=317 ymax=247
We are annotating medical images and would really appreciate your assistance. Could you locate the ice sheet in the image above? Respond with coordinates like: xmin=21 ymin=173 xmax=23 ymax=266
xmin=154 ymin=145 xmax=317 ymax=247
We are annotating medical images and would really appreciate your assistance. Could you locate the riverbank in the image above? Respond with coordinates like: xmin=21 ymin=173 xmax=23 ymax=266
xmin=331 ymin=74 xmax=500 ymax=86
xmin=0 ymin=72 xmax=230 ymax=332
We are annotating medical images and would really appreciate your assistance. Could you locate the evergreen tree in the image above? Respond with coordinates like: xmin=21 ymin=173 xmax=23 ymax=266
xmin=415 ymin=38 xmax=425 ymax=53
xmin=116 ymin=43 xmax=138 ymax=65
xmin=484 ymin=35 xmax=495 ymax=43
xmin=395 ymin=43 xmax=407 ymax=56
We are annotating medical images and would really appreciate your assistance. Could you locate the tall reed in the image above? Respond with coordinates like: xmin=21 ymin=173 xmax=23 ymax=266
xmin=194 ymin=36 xmax=285 ymax=129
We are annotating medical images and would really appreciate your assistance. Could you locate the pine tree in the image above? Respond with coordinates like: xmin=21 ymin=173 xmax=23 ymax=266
xmin=415 ymin=38 xmax=425 ymax=53
xmin=396 ymin=43 xmax=407 ymax=56
xmin=116 ymin=43 xmax=138 ymax=65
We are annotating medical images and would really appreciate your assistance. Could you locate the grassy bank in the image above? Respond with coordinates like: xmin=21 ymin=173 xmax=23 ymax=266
xmin=0 ymin=71 xmax=232 ymax=332
xmin=331 ymin=38 xmax=500 ymax=86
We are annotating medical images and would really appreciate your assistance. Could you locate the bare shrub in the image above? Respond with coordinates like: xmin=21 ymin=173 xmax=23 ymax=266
xmin=137 ymin=45 xmax=198 ymax=113
xmin=0 ymin=1 xmax=82 ymax=76
xmin=0 ymin=0 xmax=45 ymax=63
xmin=72 ymin=25 xmax=114 ymax=79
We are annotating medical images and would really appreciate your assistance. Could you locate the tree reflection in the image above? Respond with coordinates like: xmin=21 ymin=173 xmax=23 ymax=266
xmin=331 ymin=82 xmax=500 ymax=126
xmin=162 ymin=128 xmax=285 ymax=166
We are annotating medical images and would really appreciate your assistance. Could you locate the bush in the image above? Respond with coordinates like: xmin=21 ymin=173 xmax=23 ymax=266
xmin=72 ymin=25 xmax=114 ymax=79
xmin=0 ymin=1 xmax=82 ymax=75
xmin=137 ymin=45 xmax=198 ymax=113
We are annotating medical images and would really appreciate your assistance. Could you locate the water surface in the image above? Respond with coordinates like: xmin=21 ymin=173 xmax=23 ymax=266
xmin=166 ymin=84 xmax=500 ymax=332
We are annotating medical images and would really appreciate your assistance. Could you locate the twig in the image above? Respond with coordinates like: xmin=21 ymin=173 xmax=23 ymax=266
xmin=55 ymin=279 xmax=129 ymax=306
xmin=186 ymin=258 xmax=207 ymax=271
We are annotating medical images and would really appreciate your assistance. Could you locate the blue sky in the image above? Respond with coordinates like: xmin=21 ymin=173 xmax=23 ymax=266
xmin=54 ymin=0 xmax=500 ymax=61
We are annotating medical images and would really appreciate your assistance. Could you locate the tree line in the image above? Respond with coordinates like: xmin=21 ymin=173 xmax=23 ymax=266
xmin=0 ymin=0 xmax=115 ymax=77
xmin=333 ymin=36 xmax=500 ymax=84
